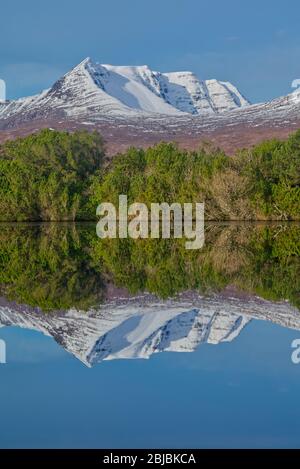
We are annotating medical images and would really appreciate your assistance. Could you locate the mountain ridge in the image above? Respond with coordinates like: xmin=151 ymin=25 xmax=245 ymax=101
xmin=0 ymin=291 xmax=299 ymax=367
xmin=0 ymin=57 xmax=300 ymax=154
xmin=0 ymin=57 xmax=251 ymax=120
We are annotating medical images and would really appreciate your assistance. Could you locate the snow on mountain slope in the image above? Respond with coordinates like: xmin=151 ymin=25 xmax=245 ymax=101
xmin=205 ymin=79 xmax=249 ymax=112
xmin=161 ymin=71 xmax=213 ymax=114
xmin=0 ymin=58 xmax=251 ymax=127
xmin=0 ymin=89 xmax=52 ymax=120
xmin=1 ymin=57 xmax=299 ymax=151
xmin=96 ymin=308 xmax=250 ymax=363
xmin=39 ymin=58 xmax=139 ymax=118
xmin=103 ymin=64 xmax=182 ymax=114
xmin=85 ymin=62 xmax=250 ymax=115
xmin=0 ymin=292 xmax=299 ymax=367
xmin=0 ymin=58 xmax=139 ymax=123
xmin=162 ymin=72 xmax=250 ymax=114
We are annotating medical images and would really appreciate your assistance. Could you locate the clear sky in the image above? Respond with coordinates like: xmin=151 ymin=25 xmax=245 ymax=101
xmin=1 ymin=0 xmax=300 ymax=103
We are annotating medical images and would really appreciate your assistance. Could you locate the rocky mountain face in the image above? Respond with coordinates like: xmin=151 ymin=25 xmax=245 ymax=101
xmin=0 ymin=292 xmax=299 ymax=367
xmin=0 ymin=58 xmax=250 ymax=122
xmin=0 ymin=57 xmax=299 ymax=153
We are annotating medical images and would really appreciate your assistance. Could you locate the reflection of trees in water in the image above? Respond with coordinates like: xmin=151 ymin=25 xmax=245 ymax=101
xmin=93 ymin=223 xmax=300 ymax=308
xmin=0 ymin=223 xmax=105 ymax=311
xmin=0 ymin=223 xmax=299 ymax=312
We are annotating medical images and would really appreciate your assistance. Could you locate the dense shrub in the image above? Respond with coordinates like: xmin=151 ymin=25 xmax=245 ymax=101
xmin=0 ymin=129 xmax=104 ymax=221
xmin=93 ymin=132 xmax=300 ymax=220
xmin=0 ymin=128 xmax=299 ymax=221
xmin=1 ymin=223 xmax=299 ymax=311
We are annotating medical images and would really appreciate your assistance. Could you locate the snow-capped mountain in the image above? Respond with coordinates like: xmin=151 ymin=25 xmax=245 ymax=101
xmin=0 ymin=57 xmax=250 ymax=124
xmin=0 ymin=57 xmax=299 ymax=153
xmin=0 ymin=291 xmax=299 ymax=367
xmin=161 ymin=71 xmax=249 ymax=114
xmin=102 ymin=63 xmax=250 ymax=114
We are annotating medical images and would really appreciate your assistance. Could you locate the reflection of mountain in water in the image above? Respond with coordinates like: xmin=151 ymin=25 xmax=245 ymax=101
xmin=0 ymin=290 xmax=299 ymax=367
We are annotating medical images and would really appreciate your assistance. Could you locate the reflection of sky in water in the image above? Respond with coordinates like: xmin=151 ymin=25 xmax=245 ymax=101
xmin=0 ymin=321 xmax=300 ymax=448
xmin=0 ymin=222 xmax=299 ymax=448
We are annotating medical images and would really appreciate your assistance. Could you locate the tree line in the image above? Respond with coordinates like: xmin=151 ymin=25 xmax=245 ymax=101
xmin=0 ymin=223 xmax=299 ymax=311
xmin=0 ymin=128 xmax=299 ymax=221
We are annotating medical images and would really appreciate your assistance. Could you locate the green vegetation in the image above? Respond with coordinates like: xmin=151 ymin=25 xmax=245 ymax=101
xmin=95 ymin=132 xmax=300 ymax=221
xmin=237 ymin=133 xmax=300 ymax=219
xmin=92 ymin=223 xmax=300 ymax=308
xmin=0 ymin=129 xmax=298 ymax=312
xmin=0 ymin=223 xmax=105 ymax=310
xmin=0 ymin=129 xmax=104 ymax=221
xmin=0 ymin=128 xmax=299 ymax=221
xmin=0 ymin=223 xmax=299 ymax=311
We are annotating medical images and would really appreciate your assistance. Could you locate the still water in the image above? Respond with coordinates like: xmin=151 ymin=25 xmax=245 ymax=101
xmin=0 ymin=222 xmax=299 ymax=448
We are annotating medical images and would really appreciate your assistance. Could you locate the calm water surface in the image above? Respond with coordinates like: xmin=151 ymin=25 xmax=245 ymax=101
xmin=0 ymin=222 xmax=299 ymax=448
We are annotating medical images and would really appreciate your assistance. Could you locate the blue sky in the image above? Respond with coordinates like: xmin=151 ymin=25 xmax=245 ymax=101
xmin=1 ymin=0 xmax=300 ymax=103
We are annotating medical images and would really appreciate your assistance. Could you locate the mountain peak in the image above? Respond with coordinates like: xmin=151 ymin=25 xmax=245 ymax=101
xmin=0 ymin=292 xmax=299 ymax=366
xmin=0 ymin=58 xmax=253 ymax=127
xmin=77 ymin=56 xmax=92 ymax=67
xmin=56 ymin=59 xmax=250 ymax=116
